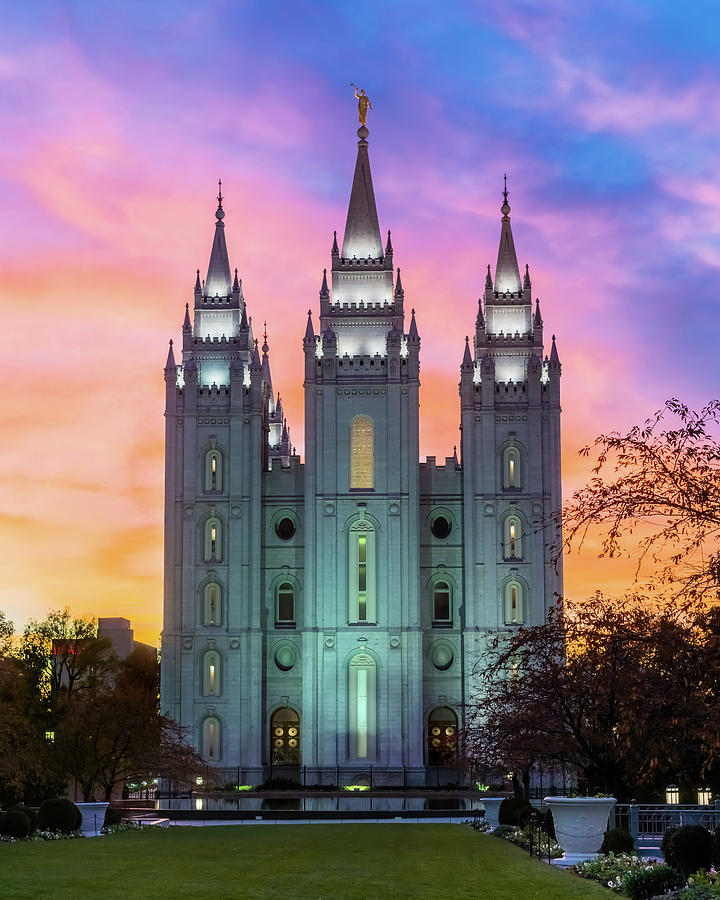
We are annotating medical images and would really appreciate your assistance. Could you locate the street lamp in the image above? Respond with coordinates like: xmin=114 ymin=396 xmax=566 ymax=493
xmin=665 ymin=784 xmax=680 ymax=805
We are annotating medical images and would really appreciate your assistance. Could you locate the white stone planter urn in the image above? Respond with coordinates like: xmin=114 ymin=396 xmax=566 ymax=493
xmin=76 ymin=802 xmax=109 ymax=838
xmin=480 ymin=797 xmax=505 ymax=830
xmin=543 ymin=796 xmax=616 ymax=866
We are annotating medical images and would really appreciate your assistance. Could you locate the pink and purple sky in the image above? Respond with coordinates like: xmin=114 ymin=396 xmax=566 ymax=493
xmin=2 ymin=1 xmax=719 ymax=644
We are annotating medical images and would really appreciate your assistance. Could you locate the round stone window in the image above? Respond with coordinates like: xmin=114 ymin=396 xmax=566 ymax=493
xmin=432 ymin=643 xmax=454 ymax=671
xmin=275 ymin=517 xmax=296 ymax=540
xmin=274 ymin=644 xmax=296 ymax=671
xmin=431 ymin=515 xmax=452 ymax=540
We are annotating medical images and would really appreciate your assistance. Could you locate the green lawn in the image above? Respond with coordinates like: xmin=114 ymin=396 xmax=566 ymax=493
xmin=3 ymin=824 xmax=610 ymax=899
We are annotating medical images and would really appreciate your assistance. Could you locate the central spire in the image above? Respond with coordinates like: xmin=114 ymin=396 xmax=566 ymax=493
xmin=341 ymin=127 xmax=383 ymax=260
xmin=204 ymin=179 xmax=233 ymax=298
xmin=494 ymin=174 xmax=522 ymax=295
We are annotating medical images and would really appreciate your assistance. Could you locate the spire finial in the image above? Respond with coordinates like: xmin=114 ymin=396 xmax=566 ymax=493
xmin=501 ymin=174 xmax=510 ymax=219
xmin=215 ymin=179 xmax=225 ymax=222
xmin=262 ymin=322 xmax=269 ymax=355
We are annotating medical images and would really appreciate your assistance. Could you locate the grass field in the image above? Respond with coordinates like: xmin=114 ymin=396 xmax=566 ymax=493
xmin=2 ymin=824 xmax=610 ymax=899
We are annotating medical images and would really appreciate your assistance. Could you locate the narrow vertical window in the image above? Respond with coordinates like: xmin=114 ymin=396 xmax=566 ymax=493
xmin=504 ymin=516 xmax=522 ymax=559
xmin=203 ymin=716 xmax=220 ymax=759
xmin=204 ymin=583 xmax=221 ymax=625
xmin=203 ymin=650 xmax=221 ymax=696
xmin=205 ymin=518 xmax=222 ymax=562
xmin=504 ymin=581 xmax=524 ymax=625
xmin=503 ymin=447 xmax=521 ymax=490
xmin=349 ymin=653 xmax=376 ymax=760
xmin=350 ymin=416 xmax=374 ymax=489
xmin=276 ymin=582 xmax=296 ymax=626
xmin=432 ymin=581 xmax=451 ymax=624
xmin=205 ymin=450 xmax=223 ymax=492
xmin=349 ymin=521 xmax=375 ymax=623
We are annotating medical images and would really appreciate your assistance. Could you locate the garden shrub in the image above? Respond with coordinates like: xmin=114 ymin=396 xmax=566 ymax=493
xmin=600 ymin=827 xmax=634 ymax=855
xmin=261 ymin=776 xmax=302 ymax=790
xmin=38 ymin=799 xmax=82 ymax=834
xmin=623 ymin=864 xmax=685 ymax=900
xmin=662 ymin=827 xmax=680 ymax=867
xmin=498 ymin=797 xmax=536 ymax=827
xmin=103 ymin=807 xmax=125 ymax=829
xmin=712 ymin=827 xmax=720 ymax=869
xmin=668 ymin=825 xmax=714 ymax=877
xmin=492 ymin=824 xmax=518 ymax=838
xmin=1 ymin=809 xmax=32 ymax=839
xmin=7 ymin=805 xmax=38 ymax=835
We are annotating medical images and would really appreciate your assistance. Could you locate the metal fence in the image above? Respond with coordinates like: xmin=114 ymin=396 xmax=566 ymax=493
xmin=612 ymin=803 xmax=720 ymax=851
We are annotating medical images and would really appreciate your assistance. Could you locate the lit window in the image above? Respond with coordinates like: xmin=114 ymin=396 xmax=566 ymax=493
xmin=205 ymin=450 xmax=223 ymax=492
xmin=349 ymin=653 xmax=376 ymax=760
xmin=350 ymin=416 xmax=374 ymax=489
xmin=349 ymin=521 xmax=375 ymax=623
xmin=45 ymin=730 xmax=55 ymax=742
xmin=503 ymin=447 xmax=521 ymax=490
xmin=205 ymin=518 xmax=222 ymax=561
xmin=203 ymin=650 xmax=220 ymax=696
xmin=276 ymin=582 xmax=295 ymax=626
xmin=504 ymin=516 xmax=523 ymax=559
xmin=202 ymin=716 xmax=220 ymax=759
xmin=432 ymin=582 xmax=451 ymax=624
xmin=504 ymin=581 xmax=524 ymax=624
xmin=204 ymin=583 xmax=221 ymax=625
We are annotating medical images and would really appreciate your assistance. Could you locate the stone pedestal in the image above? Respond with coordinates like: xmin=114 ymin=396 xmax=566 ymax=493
xmin=480 ymin=797 xmax=504 ymax=830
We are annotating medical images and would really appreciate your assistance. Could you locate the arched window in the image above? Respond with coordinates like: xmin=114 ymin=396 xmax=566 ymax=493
xmin=205 ymin=517 xmax=222 ymax=562
xmin=348 ymin=520 xmax=376 ymax=623
xmin=504 ymin=581 xmax=524 ymax=625
xmin=432 ymin=581 xmax=452 ymax=625
xmin=270 ymin=707 xmax=300 ymax=765
xmin=205 ymin=449 xmax=223 ymax=492
xmin=203 ymin=582 xmax=221 ymax=625
xmin=202 ymin=716 xmax=221 ymax=760
xmin=202 ymin=650 xmax=221 ymax=696
xmin=503 ymin=446 xmax=521 ymax=490
xmin=349 ymin=653 xmax=377 ymax=760
xmin=276 ymin=582 xmax=295 ymax=627
xmin=350 ymin=416 xmax=374 ymax=490
xmin=427 ymin=707 xmax=458 ymax=766
xmin=504 ymin=515 xmax=522 ymax=559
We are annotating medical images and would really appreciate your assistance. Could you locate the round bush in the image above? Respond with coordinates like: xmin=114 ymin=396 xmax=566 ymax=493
xmin=38 ymin=798 xmax=82 ymax=834
xmin=667 ymin=824 xmax=713 ymax=877
xmin=1 ymin=809 xmax=32 ymax=838
xmin=498 ymin=797 xmax=536 ymax=828
xmin=7 ymin=805 xmax=37 ymax=835
xmin=600 ymin=826 xmax=634 ymax=855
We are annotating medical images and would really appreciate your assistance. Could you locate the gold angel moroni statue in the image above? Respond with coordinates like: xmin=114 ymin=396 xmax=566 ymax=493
xmin=351 ymin=83 xmax=372 ymax=126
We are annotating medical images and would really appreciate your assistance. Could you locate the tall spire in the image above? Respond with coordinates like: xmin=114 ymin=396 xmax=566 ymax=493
xmin=204 ymin=179 xmax=232 ymax=298
xmin=341 ymin=128 xmax=383 ymax=259
xmin=304 ymin=309 xmax=315 ymax=341
xmin=462 ymin=335 xmax=473 ymax=367
xmin=494 ymin=174 xmax=522 ymax=294
xmin=164 ymin=339 xmax=176 ymax=371
xmin=319 ymin=268 xmax=329 ymax=299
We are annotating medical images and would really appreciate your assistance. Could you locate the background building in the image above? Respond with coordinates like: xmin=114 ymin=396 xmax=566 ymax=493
xmin=160 ymin=123 xmax=563 ymax=782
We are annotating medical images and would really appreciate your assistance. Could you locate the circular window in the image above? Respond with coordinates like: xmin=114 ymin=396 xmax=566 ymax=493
xmin=431 ymin=515 xmax=452 ymax=540
xmin=432 ymin=643 xmax=454 ymax=671
xmin=274 ymin=644 xmax=296 ymax=671
xmin=275 ymin=517 xmax=296 ymax=540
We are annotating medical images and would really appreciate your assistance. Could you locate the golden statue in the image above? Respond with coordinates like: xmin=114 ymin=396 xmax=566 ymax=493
xmin=351 ymin=83 xmax=372 ymax=126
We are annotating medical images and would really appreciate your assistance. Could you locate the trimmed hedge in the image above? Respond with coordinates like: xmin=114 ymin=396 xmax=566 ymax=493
xmin=600 ymin=827 xmax=634 ymax=855
xmin=623 ymin=864 xmax=684 ymax=900
xmin=1 ymin=809 xmax=32 ymax=838
xmin=7 ymin=805 xmax=38 ymax=835
xmin=38 ymin=799 xmax=82 ymax=834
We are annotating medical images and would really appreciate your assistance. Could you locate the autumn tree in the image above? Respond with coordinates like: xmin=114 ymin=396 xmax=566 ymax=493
xmin=465 ymin=595 xmax=720 ymax=800
xmin=561 ymin=399 xmax=720 ymax=603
